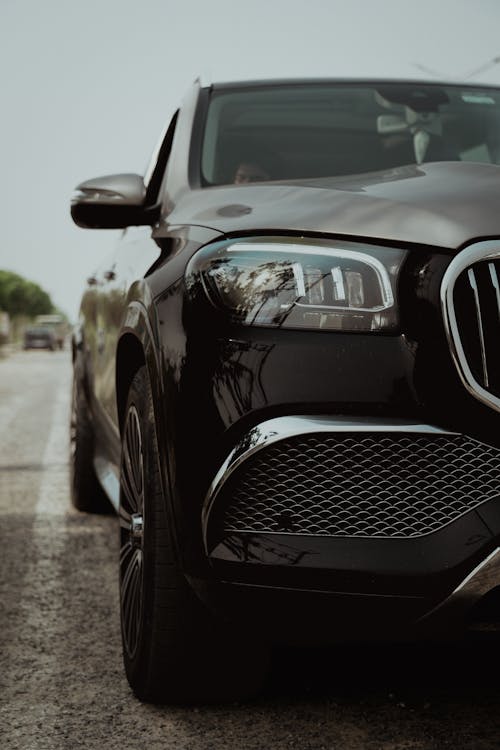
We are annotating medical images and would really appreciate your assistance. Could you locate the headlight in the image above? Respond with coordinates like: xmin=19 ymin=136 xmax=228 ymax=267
xmin=186 ymin=237 xmax=407 ymax=332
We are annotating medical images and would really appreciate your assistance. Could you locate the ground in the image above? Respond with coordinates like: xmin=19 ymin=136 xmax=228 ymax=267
xmin=1 ymin=349 xmax=499 ymax=749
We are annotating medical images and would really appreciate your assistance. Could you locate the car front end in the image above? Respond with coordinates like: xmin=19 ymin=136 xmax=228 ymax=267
xmin=152 ymin=220 xmax=500 ymax=642
xmin=149 ymin=78 xmax=500 ymax=640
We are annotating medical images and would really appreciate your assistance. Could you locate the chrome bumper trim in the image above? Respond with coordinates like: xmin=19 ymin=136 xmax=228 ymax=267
xmin=419 ymin=547 xmax=500 ymax=630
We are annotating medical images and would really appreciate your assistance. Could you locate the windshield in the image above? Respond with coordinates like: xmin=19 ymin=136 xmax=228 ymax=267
xmin=201 ymin=82 xmax=500 ymax=185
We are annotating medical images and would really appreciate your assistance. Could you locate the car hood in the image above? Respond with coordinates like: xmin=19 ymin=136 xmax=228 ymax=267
xmin=167 ymin=162 xmax=500 ymax=250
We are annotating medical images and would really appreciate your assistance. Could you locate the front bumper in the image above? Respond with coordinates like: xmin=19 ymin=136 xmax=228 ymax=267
xmin=194 ymin=416 xmax=500 ymax=640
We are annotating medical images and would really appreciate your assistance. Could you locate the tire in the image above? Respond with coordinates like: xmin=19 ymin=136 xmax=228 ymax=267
xmin=119 ymin=366 xmax=268 ymax=704
xmin=70 ymin=370 xmax=111 ymax=513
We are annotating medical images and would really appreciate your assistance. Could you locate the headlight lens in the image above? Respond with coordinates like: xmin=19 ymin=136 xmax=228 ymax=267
xmin=186 ymin=237 xmax=407 ymax=332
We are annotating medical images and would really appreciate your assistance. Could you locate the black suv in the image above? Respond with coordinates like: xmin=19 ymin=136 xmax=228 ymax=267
xmin=71 ymin=79 xmax=500 ymax=703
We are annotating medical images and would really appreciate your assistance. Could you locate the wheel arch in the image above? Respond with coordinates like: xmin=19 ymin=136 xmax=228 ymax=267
xmin=116 ymin=332 xmax=147 ymax=433
xmin=116 ymin=304 xmax=182 ymax=555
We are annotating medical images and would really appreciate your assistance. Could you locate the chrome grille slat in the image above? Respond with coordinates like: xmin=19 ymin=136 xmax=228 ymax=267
xmin=467 ymin=267 xmax=489 ymax=387
xmin=218 ymin=433 xmax=500 ymax=539
xmin=489 ymin=262 xmax=500 ymax=322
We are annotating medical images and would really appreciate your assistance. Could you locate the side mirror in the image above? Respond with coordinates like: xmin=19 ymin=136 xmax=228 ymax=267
xmin=70 ymin=173 xmax=160 ymax=229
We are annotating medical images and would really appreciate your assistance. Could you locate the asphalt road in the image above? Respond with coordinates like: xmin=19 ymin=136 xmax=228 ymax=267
xmin=1 ymin=349 xmax=499 ymax=750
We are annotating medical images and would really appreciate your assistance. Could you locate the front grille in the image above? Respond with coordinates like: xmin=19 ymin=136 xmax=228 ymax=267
xmin=453 ymin=258 xmax=500 ymax=397
xmin=217 ymin=433 xmax=500 ymax=538
xmin=442 ymin=241 xmax=500 ymax=412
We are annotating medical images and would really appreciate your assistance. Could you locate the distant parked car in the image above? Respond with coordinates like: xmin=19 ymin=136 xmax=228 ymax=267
xmin=23 ymin=326 xmax=56 ymax=351
xmin=35 ymin=314 xmax=66 ymax=349
xmin=71 ymin=77 xmax=500 ymax=705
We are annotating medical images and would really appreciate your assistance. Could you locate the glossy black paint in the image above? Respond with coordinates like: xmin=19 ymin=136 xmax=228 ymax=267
xmin=72 ymin=78 xmax=500 ymax=640
xmin=208 ymin=501 xmax=498 ymax=593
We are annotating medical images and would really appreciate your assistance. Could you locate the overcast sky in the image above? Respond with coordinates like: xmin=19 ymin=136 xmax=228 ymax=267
xmin=2 ymin=0 xmax=500 ymax=320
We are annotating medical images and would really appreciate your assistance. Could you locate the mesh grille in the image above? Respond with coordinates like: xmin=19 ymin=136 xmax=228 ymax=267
xmin=219 ymin=433 xmax=500 ymax=538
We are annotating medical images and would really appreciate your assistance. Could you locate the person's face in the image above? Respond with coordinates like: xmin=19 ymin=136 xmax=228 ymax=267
xmin=234 ymin=162 xmax=269 ymax=184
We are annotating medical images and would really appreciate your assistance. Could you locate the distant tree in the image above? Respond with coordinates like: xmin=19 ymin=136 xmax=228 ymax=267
xmin=0 ymin=270 xmax=55 ymax=317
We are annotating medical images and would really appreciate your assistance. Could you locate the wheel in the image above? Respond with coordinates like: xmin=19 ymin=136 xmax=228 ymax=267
xmin=69 ymin=370 xmax=110 ymax=513
xmin=119 ymin=366 xmax=268 ymax=704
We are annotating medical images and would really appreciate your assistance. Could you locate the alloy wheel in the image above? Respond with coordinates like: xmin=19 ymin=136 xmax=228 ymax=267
xmin=119 ymin=404 xmax=145 ymax=659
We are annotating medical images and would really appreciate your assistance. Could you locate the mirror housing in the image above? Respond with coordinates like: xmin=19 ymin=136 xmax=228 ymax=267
xmin=70 ymin=173 xmax=160 ymax=228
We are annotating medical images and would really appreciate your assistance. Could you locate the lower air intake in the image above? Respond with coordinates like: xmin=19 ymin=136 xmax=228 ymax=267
xmin=218 ymin=433 xmax=500 ymax=538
